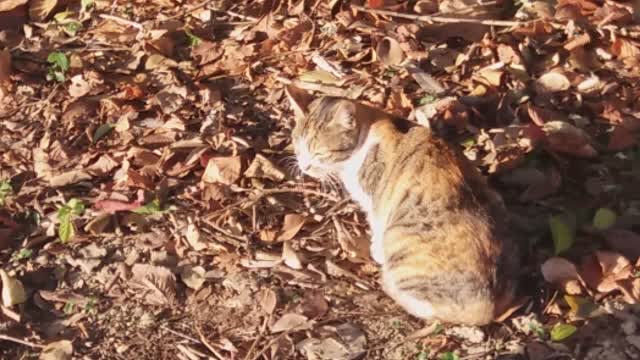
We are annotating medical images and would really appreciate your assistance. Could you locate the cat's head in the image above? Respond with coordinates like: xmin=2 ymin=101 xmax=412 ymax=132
xmin=286 ymin=86 xmax=368 ymax=178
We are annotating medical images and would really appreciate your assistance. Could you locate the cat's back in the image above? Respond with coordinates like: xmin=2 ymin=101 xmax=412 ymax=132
xmin=375 ymin=124 xmax=518 ymax=325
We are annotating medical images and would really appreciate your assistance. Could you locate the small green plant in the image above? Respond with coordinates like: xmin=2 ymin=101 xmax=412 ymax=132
xmin=185 ymin=30 xmax=202 ymax=47
xmin=57 ymin=198 xmax=85 ymax=242
xmin=84 ymin=297 xmax=97 ymax=312
xmin=54 ymin=11 xmax=82 ymax=36
xmin=12 ymin=249 xmax=33 ymax=261
xmin=440 ymin=352 xmax=459 ymax=360
xmin=418 ymin=95 xmax=437 ymax=105
xmin=529 ymin=322 xmax=547 ymax=339
xmin=133 ymin=199 xmax=166 ymax=215
xmin=0 ymin=180 xmax=12 ymax=205
xmin=47 ymin=51 xmax=70 ymax=82
xmin=417 ymin=350 xmax=429 ymax=360
xmin=64 ymin=302 xmax=75 ymax=314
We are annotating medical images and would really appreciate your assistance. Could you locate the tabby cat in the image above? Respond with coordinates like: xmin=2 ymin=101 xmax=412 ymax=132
xmin=286 ymin=86 xmax=519 ymax=325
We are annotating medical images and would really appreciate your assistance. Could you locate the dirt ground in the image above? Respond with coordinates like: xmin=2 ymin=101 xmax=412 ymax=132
xmin=2 ymin=0 xmax=640 ymax=359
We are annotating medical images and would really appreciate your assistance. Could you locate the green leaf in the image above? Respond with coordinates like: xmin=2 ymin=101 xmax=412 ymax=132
xmin=66 ymin=198 xmax=85 ymax=215
xmin=12 ymin=249 xmax=33 ymax=261
xmin=54 ymin=10 xmax=74 ymax=22
xmin=529 ymin=322 xmax=547 ymax=339
xmin=81 ymin=0 xmax=94 ymax=12
xmin=550 ymin=323 xmax=577 ymax=342
xmin=418 ymin=95 xmax=436 ymax=105
xmin=564 ymin=295 xmax=600 ymax=319
xmin=64 ymin=21 xmax=82 ymax=36
xmin=58 ymin=220 xmax=75 ymax=243
xmin=63 ymin=302 xmax=75 ymax=314
xmin=549 ymin=213 xmax=576 ymax=255
xmin=93 ymin=123 xmax=114 ymax=143
xmin=47 ymin=51 xmax=69 ymax=71
xmin=593 ymin=208 xmax=616 ymax=230
xmin=440 ymin=352 xmax=459 ymax=360
xmin=57 ymin=206 xmax=71 ymax=222
xmin=417 ymin=351 xmax=429 ymax=360
xmin=185 ymin=30 xmax=202 ymax=47
xmin=132 ymin=199 xmax=164 ymax=215
xmin=0 ymin=180 xmax=12 ymax=205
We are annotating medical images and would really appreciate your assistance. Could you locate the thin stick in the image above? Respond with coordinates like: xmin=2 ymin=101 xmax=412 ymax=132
xmin=99 ymin=14 xmax=144 ymax=30
xmin=351 ymin=5 xmax=525 ymax=27
xmin=195 ymin=326 xmax=226 ymax=360
xmin=0 ymin=334 xmax=44 ymax=349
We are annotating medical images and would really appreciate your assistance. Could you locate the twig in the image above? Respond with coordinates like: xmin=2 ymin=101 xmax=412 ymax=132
xmin=98 ymin=14 xmax=144 ymax=30
xmin=0 ymin=334 xmax=44 ymax=349
xmin=351 ymin=5 xmax=525 ymax=27
xmin=195 ymin=325 xmax=226 ymax=360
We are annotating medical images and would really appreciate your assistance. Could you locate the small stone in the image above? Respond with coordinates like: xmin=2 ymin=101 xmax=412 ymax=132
xmin=624 ymin=320 xmax=638 ymax=335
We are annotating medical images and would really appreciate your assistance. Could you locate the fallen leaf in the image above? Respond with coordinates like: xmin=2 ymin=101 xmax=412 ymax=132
xmin=0 ymin=269 xmax=27 ymax=306
xmin=550 ymin=323 xmax=577 ymax=341
xmin=543 ymin=121 xmax=597 ymax=158
xmin=258 ymin=288 xmax=277 ymax=314
xmin=278 ymin=214 xmax=306 ymax=241
xmin=282 ymin=241 xmax=303 ymax=270
xmin=594 ymin=251 xmax=632 ymax=293
xmin=94 ymin=191 xmax=145 ymax=214
xmin=87 ymin=154 xmax=119 ymax=176
xmin=376 ymin=37 xmax=405 ymax=66
xmin=29 ymin=0 xmax=58 ymax=21
xmin=180 ymin=265 xmax=205 ymax=290
xmin=40 ymin=340 xmax=73 ymax=360
xmin=549 ymin=213 xmax=576 ymax=255
xmin=541 ymin=257 xmax=584 ymax=294
xmin=184 ymin=223 xmax=207 ymax=251
xmin=298 ymin=291 xmax=329 ymax=318
xmin=564 ymin=295 xmax=603 ymax=319
xmin=605 ymin=229 xmax=640 ymax=261
xmin=611 ymin=38 xmax=640 ymax=60
xmin=202 ymin=156 xmax=242 ymax=185
xmin=0 ymin=0 xmax=28 ymax=11
xmin=68 ymin=75 xmax=91 ymax=98
xmin=535 ymin=71 xmax=571 ymax=93
xmin=270 ymin=313 xmax=310 ymax=333
xmin=593 ymin=208 xmax=617 ymax=230
xmin=130 ymin=264 xmax=177 ymax=306
xmin=244 ymin=154 xmax=285 ymax=182
xmin=49 ymin=170 xmax=92 ymax=187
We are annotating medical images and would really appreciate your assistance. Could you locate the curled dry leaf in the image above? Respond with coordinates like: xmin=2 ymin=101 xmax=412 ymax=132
xmin=202 ymin=156 xmax=242 ymax=185
xmin=49 ymin=170 xmax=92 ymax=188
xmin=278 ymin=214 xmax=306 ymax=241
xmin=282 ymin=241 xmax=303 ymax=269
xmin=40 ymin=340 xmax=73 ymax=360
xmin=535 ymin=71 xmax=571 ymax=93
xmin=542 ymin=121 xmax=597 ymax=158
xmin=244 ymin=154 xmax=285 ymax=182
xmin=270 ymin=313 xmax=310 ymax=333
xmin=0 ymin=269 xmax=27 ymax=306
xmin=184 ymin=223 xmax=207 ymax=251
xmin=541 ymin=257 xmax=585 ymax=295
xmin=594 ymin=251 xmax=632 ymax=293
xmin=376 ymin=37 xmax=405 ymax=67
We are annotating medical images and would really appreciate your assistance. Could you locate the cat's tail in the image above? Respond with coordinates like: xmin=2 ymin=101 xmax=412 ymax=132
xmin=382 ymin=266 xmax=509 ymax=325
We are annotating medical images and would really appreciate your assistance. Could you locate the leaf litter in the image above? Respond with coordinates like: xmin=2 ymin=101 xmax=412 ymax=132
xmin=2 ymin=0 xmax=640 ymax=359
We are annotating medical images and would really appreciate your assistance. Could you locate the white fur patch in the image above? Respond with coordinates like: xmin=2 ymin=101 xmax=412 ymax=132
xmin=338 ymin=136 xmax=378 ymax=214
xmin=383 ymin=267 xmax=435 ymax=319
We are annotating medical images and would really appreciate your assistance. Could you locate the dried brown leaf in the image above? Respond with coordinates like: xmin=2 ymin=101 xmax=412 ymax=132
xmin=0 ymin=0 xmax=27 ymax=11
xmin=202 ymin=156 xmax=242 ymax=185
xmin=40 ymin=340 xmax=73 ymax=360
xmin=244 ymin=154 xmax=285 ymax=182
xmin=258 ymin=288 xmax=277 ymax=314
xmin=271 ymin=313 xmax=310 ymax=333
xmin=541 ymin=257 xmax=585 ymax=294
xmin=542 ymin=121 xmax=597 ymax=158
xmin=278 ymin=214 xmax=306 ymax=241
xmin=282 ymin=241 xmax=303 ymax=270
xmin=376 ymin=37 xmax=405 ymax=66
xmin=180 ymin=265 xmax=205 ymax=290
xmin=49 ymin=170 xmax=92 ymax=188
xmin=130 ymin=264 xmax=177 ymax=306
xmin=535 ymin=71 xmax=570 ymax=93
xmin=29 ymin=0 xmax=57 ymax=21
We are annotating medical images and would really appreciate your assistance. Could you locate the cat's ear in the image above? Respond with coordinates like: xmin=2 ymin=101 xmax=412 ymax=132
xmin=285 ymin=85 xmax=314 ymax=120
xmin=335 ymin=101 xmax=357 ymax=129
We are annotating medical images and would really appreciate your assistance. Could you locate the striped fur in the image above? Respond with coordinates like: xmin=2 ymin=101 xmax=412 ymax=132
xmin=286 ymin=87 xmax=519 ymax=325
